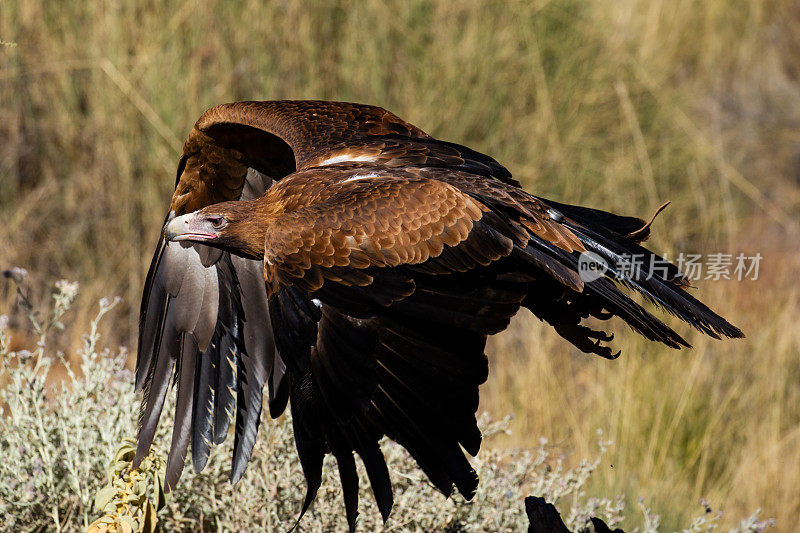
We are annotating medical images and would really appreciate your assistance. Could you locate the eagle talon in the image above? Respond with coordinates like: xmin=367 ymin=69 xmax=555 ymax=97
xmin=586 ymin=329 xmax=614 ymax=342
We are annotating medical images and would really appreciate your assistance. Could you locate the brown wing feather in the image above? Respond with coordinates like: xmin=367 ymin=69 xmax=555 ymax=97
xmin=171 ymin=101 xmax=431 ymax=214
xmin=397 ymin=166 xmax=586 ymax=253
xmin=303 ymin=136 xmax=520 ymax=187
xmin=195 ymin=100 xmax=431 ymax=167
xmin=260 ymin=173 xmax=490 ymax=295
xmin=170 ymin=100 xmax=518 ymax=215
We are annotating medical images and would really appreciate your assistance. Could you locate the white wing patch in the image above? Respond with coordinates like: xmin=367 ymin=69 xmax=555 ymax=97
xmin=318 ymin=153 xmax=377 ymax=166
xmin=341 ymin=172 xmax=380 ymax=184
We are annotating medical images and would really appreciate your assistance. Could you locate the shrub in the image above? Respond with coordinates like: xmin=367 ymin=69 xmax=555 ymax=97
xmin=0 ymin=278 xmax=773 ymax=532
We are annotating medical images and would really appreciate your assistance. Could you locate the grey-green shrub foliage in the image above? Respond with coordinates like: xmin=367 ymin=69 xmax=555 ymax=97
xmin=0 ymin=278 xmax=772 ymax=532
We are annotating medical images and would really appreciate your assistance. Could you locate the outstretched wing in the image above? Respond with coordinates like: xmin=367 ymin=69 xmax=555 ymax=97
xmin=169 ymin=100 xmax=515 ymax=215
xmin=135 ymin=100 xmax=516 ymax=489
xmin=260 ymin=173 xmax=534 ymax=529
xmin=135 ymin=175 xmax=279 ymax=491
xmin=256 ymin=168 xmax=742 ymax=530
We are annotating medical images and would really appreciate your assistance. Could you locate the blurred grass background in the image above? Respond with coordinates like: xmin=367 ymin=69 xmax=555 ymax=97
xmin=1 ymin=0 xmax=799 ymax=530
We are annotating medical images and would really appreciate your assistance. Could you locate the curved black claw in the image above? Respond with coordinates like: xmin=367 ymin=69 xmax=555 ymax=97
xmin=586 ymin=330 xmax=614 ymax=342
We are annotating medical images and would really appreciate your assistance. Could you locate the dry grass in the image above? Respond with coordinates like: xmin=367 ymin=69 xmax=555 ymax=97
xmin=485 ymin=235 xmax=800 ymax=530
xmin=1 ymin=0 xmax=799 ymax=530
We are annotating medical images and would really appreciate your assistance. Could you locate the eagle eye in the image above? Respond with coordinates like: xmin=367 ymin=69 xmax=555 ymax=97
xmin=207 ymin=214 xmax=225 ymax=229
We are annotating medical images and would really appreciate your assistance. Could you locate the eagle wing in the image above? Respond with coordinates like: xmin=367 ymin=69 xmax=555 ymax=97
xmin=259 ymin=172 xmax=532 ymax=528
xmin=251 ymin=167 xmax=741 ymax=529
xmin=135 ymin=100 xmax=517 ymax=490
xmin=263 ymin=174 xmax=498 ymax=293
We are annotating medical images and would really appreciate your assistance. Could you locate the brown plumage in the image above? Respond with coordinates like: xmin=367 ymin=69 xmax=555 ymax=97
xmin=135 ymin=100 xmax=743 ymax=531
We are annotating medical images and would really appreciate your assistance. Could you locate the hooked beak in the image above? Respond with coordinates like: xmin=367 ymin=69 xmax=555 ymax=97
xmin=164 ymin=213 xmax=218 ymax=242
